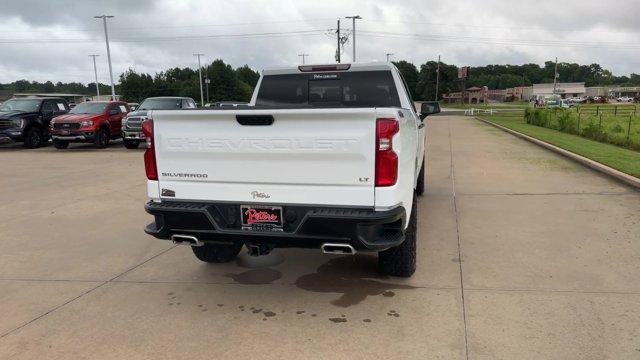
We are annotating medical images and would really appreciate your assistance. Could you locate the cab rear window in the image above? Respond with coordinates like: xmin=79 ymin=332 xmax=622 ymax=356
xmin=256 ymin=71 xmax=401 ymax=108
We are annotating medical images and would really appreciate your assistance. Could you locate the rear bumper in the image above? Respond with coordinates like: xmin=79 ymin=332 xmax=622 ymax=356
xmin=144 ymin=201 xmax=406 ymax=251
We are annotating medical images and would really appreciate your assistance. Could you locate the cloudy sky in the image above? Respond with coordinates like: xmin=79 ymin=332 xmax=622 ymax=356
xmin=0 ymin=0 xmax=639 ymax=84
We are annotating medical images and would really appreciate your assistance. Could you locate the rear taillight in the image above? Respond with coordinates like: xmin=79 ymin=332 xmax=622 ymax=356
xmin=141 ymin=119 xmax=157 ymax=180
xmin=375 ymin=118 xmax=399 ymax=187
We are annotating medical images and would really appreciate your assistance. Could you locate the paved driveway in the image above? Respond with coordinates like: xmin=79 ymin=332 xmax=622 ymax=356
xmin=1 ymin=116 xmax=638 ymax=359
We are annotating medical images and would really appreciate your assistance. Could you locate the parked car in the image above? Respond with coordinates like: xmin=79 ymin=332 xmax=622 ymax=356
xmin=214 ymin=101 xmax=249 ymax=108
xmin=204 ymin=102 xmax=249 ymax=108
xmin=121 ymin=97 xmax=196 ymax=149
xmin=0 ymin=97 xmax=70 ymax=148
xmin=617 ymin=96 xmax=634 ymax=103
xmin=544 ymin=97 xmax=571 ymax=108
xmin=588 ymin=96 xmax=607 ymax=104
xmin=50 ymin=101 xmax=129 ymax=149
xmin=143 ymin=62 xmax=439 ymax=277
xmin=567 ymin=97 xmax=586 ymax=104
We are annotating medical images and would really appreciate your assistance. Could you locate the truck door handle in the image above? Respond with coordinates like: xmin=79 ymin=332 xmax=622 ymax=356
xmin=236 ymin=115 xmax=274 ymax=126
xmin=418 ymin=123 xmax=425 ymax=129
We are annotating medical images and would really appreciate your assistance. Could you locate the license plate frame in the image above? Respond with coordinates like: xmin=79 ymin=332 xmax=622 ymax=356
xmin=240 ymin=205 xmax=283 ymax=231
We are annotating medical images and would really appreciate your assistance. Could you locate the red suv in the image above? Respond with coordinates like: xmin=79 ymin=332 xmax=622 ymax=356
xmin=50 ymin=101 xmax=129 ymax=149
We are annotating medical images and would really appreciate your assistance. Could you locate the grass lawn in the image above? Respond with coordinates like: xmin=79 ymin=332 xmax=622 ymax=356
xmin=478 ymin=115 xmax=640 ymax=178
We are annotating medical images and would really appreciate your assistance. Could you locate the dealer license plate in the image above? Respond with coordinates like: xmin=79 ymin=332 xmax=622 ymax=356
xmin=240 ymin=205 xmax=283 ymax=231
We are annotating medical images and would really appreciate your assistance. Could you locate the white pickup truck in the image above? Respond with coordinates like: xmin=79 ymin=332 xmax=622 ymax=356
xmin=142 ymin=62 xmax=440 ymax=277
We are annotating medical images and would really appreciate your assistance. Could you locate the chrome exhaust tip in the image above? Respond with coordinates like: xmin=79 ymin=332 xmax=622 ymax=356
xmin=321 ymin=243 xmax=356 ymax=255
xmin=171 ymin=234 xmax=204 ymax=247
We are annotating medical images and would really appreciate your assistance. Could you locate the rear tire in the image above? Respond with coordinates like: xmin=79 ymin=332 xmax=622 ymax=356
xmin=378 ymin=193 xmax=417 ymax=277
xmin=123 ymin=139 xmax=140 ymax=149
xmin=53 ymin=139 xmax=69 ymax=149
xmin=192 ymin=243 xmax=243 ymax=263
xmin=416 ymin=158 xmax=425 ymax=196
xmin=94 ymin=128 xmax=110 ymax=149
xmin=23 ymin=128 xmax=43 ymax=148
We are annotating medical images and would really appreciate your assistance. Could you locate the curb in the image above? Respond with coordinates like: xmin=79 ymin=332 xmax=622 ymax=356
xmin=475 ymin=117 xmax=640 ymax=190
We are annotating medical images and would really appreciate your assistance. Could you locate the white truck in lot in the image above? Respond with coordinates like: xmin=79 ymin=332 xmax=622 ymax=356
xmin=142 ymin=62 xmax=440 ymax=277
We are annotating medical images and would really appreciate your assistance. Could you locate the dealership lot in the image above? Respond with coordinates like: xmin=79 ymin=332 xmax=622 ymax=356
xmin=1 ymin=115 xmax=639 ymax=359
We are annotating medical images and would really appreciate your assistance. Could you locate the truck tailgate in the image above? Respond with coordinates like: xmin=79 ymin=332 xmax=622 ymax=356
xmin=152 ymin=108 xmax=376 ymax=207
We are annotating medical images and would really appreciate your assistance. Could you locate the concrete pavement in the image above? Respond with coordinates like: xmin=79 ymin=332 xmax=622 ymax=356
xmin=0 ymin=116 xmax=638 ymax=359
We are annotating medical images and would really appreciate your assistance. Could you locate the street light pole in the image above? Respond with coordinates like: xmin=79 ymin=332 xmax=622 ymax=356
xmin=386 ymin=53 xmax=393 ymax=62
xmin=298 ymin=53 xmax=309 ymax=64
xmin=94 ymin=15 xmax=116 ymax=101
xmin=345 ymin=15 xmax=361 ymax=62
xmin=194 ymin=53 xmax=205 ymax=107
xmin=89 ymin=54 xmax=100 ymax=99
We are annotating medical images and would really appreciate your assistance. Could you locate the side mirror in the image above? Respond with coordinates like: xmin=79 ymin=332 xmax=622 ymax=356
xmin=420 ymin=101 xmax=441 ymax=120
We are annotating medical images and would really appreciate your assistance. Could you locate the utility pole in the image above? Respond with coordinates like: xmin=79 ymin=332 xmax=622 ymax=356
xmin=345 ymin=15 xmax=361 ymax=62
xmin=553 ymin=56 xmax=558 ymax=95
xmin=435 ymin=55 xmax=440 ymax=101
xmin=88 ymin=54 xmax=100 ymax=99
xmin=94 ymin=15 xmax=116 ymax=101
xmin=386 ymin=53 xmax=393 ymax=62
xmin=193 ymin=53 xmax=205 ymax=107
xmin=335 ymin=19 xmax=341 ymax=63
xmin=298 ymin=53 xmax=309 ymax=64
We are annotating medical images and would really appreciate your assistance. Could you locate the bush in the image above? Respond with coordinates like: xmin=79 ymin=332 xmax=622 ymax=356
xmin=520 ymin=107 xmax=639 ymax=151
xmin=611 ymin=124 xmax=624 ymax=133
xmin=557 ymin=111 xmax=577 ymax=134
xmin=581 ymin=121 xmax=608 ymax=142
xmin=525 ymin=108 xmax=549 ymax=127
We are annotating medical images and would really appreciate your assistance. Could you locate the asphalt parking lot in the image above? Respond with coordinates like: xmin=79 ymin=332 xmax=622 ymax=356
xmin=1 ymin=115 xmax=639 ymax=359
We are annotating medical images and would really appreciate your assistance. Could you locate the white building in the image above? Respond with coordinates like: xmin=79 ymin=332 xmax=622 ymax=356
xmin=532 ymin=82 xmax=586 ymax=98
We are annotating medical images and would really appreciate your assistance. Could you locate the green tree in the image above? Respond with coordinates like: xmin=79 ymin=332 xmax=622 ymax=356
xmin=236 ymin=65 xmax=260 ymax=87
xmin=417 ymin=61 xmax=458 ymax=101
xmin=205 ymin=59 xmax=239 ymax=102
xmin=393 ymin=60 xmax=420 ymax=100
xmin=119 ymin=69 xmax=155 ymax=102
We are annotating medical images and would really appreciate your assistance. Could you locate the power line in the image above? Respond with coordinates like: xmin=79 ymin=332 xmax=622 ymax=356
xmin=360 ymin=18 xmax=634 ymax=36
xmin=0 ymin=29 xmax=328 ymax=44
xmin=357 ymin=30 xmax=640 ymax=50
xmin=112 ymin=18 xmax=337 ymax=31
xmin=2 ymin=28 xmax=637 ymax=50
xmin=0 ymin=18 xmax=337 ymax=34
